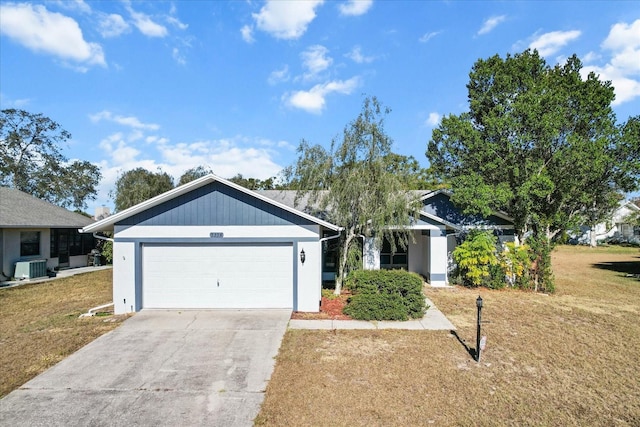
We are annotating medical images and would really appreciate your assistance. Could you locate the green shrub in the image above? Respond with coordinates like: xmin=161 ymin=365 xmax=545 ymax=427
xmin=343 ymin=270 xmax=427 ymax=321
xmin=452 ymin=230 xmax=500 ymax=287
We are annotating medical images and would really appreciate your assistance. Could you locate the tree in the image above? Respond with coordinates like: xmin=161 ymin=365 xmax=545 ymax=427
xmin=112 ymin=168 xmax=174 ymax=211
xmin=0 ymin=109 xmax=101 ymax=210
xmin=178 ymin=165 xmax=214 ymax=186
xmin=383 ymin=153 xmax=444 ymax=190
xmin=285 ymin=96 xmax=421 ymax=294
xmin=228 ymin=174 xmax=280 ymax=190
xmin=427 ymin=50 xmax=639 ymax=290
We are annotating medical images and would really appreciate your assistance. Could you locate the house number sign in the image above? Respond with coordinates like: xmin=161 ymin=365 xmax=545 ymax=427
xmin=209 ymin=232 xmax=224 ymax=238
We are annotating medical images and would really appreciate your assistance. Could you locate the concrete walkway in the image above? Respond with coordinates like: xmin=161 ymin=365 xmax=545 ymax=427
xmin=289 ymin=297 xmax=456 ymax=330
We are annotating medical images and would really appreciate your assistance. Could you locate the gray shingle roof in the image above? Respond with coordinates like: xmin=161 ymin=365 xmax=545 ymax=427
xmin=0 ymin=187 xmax=94 ymax=228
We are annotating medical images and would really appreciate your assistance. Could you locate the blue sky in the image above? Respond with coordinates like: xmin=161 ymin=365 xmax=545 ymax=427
xmin=1 ymin=0 xmax=639 ymax=214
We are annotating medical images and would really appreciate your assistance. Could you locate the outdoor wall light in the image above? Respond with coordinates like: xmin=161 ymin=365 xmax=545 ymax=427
xmin=300 ymin=248 xmax=306 ymax=265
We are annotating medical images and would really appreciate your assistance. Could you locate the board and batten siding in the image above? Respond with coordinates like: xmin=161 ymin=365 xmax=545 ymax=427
xmin=115 ymin=181 xmax=315 ymax=227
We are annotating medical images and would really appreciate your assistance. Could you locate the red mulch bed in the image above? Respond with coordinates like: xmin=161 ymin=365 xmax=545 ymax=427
xmin=291 ymin=292 xmax=352 ymax=320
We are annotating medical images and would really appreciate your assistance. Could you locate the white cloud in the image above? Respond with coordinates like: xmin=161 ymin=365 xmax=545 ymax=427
xmin=166 ymin=15 xmax=188 ymax=31
xmin=478 ymin=15 xmax=506 ymax=35
xmin=301 ymin=45 xmax=332 ymax=79
xmin=582 ymin=19 xmax=640 ymax=105
xmin=0 ymin=3 xmax=105 ymax=68
xmin=602 ymin=19 xmax=640 ymax=75
xmin=602 ymin=19 xmax=640 ymax=51
xmin=346 ymin=46 xmax=375 ymax=63
xmin=0 ymin=93 xmax=30 ymax=108
xmin=53 ymin=0 xmax=91 ymax=14
xmin=241 ymin=24 xmax=255 ymax=43
xmin=529 ymin=30 xmax=581 ymax=57
xmin=252 ymin=0 xmax=324 ymax=40
xmin=583 ymin=51 xmax=600 ymax=63
xmin=94 ymin=134 xmax=285 ymax=207
xmin=338 ymin=0 xmax=373 ymax=16
xmin=98 ymin=13 xmax=130 ymax=38
xmin=268 ymin=65 xmax=290 ymax=85
xmin=90 ymin=111 xmax=160 ymax=130
xmin=419 ymin=31 xmax=441 ymax=43
xmin=125 ymin=3 xmax=168 ymax=38
xmin=425 ymin=112 xmax=441 ymax=127
xmin=172 ymin=47 xmax=186 ymax=65
xmin=285 ymin=77 xmax=360 ymax=114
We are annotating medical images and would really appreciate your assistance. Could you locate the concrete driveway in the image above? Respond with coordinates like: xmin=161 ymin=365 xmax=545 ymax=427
xmin=0 ymin=309 xmax=291 ymax=427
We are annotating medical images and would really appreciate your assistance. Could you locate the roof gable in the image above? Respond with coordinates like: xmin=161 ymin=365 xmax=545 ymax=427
xmin=116 ymin=181 xmax=316 ymax=227
xmin=0 ymin=187 xmax=94 ymax=228
xmin=421 ymin=191 xmax=513 ymax=227
xmin=82 ymin=175 xmax=340 ymax=233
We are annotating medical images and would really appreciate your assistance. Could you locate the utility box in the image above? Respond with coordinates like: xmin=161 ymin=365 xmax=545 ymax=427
xmin=14 ymin=259 xmax=47 ymax=280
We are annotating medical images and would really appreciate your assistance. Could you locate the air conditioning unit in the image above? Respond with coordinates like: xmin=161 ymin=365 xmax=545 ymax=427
xmin=14 ymin=259 xmax=48 ymax=280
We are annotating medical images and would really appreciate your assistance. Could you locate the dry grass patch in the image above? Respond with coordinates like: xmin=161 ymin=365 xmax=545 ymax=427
xmin=0 ymin=269 xmax=126 ymax=397
xmin=257 ymin=245 xmax=640 ymax=426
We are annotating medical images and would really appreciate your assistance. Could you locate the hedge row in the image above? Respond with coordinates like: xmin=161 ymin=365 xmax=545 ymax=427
xmin=343 ymin=269 xmax=427 ymax=321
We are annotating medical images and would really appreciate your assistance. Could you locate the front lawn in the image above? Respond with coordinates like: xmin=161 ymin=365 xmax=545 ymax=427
xmin=0 ymin=269 xmax=126 ymax=397
xmin=256 ymin=245 xmax=640 ymax=425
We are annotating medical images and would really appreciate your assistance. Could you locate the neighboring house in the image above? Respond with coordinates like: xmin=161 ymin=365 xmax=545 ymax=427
xmin=575 ymin=200 xmax=640 ymax=245
xmin=82 ymin=175 xmax=514 ymax=315
xmin=0 ymin=187 xmax=96 ymax=281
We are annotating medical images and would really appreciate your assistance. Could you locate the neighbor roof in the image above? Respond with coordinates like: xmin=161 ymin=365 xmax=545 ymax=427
xmin=81 ymin=174 xmax=341 ymax=233
xmin=0 ymin=187 xmax=94 ymax=228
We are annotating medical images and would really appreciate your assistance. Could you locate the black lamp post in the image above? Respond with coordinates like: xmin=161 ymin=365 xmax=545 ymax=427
xmin=300 ymin=248 xmax=306 ymax=265
xmin=476 ymin=296 xmax=483 ymax=362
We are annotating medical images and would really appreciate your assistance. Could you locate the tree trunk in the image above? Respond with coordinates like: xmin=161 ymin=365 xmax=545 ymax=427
xmin=590 ymin=225 xmax=597 ymax=247
xmin=334 ymin=232 xmax=355 ymax=295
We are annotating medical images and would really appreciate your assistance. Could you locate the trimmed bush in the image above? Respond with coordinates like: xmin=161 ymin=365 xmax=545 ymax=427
xmin=343 ymin=270 xmax=427 ymax=321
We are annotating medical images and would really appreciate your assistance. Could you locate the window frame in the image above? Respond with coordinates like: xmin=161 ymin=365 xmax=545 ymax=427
xmin=20 ymin=231 xmax=41 ymax=257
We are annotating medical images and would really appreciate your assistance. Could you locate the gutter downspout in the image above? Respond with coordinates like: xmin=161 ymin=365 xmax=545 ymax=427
xmin=79 ymin=302 xmax=115 ymax=318
xmin=93 ymin=232 xmax=114 ymax=242
xmin=319 ymin=229 xmax=342 ymax=244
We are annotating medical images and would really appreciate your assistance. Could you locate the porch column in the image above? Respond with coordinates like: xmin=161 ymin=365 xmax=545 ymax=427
xmin=429 ymin=227 xmax=448 ymax=286
xmin=363 ymin=237 xmax=380 ymax=270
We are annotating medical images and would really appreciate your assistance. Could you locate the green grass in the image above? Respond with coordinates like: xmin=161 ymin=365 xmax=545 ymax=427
xmin=256 ymin=245 xmax=640 ymax=426
xmin=0 ymin=269 xmax=126 ymax=397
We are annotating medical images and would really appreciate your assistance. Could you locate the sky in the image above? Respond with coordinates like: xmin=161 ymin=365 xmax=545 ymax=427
xmin=1 ymin=0 xmax=639 ymax=214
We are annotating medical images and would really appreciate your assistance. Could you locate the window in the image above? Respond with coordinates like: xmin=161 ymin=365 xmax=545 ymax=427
xmin=322 ymin=231 xmax=339 ymax=273
xmin=20 ymin=231 xmax=40 ymax=257
xmin=380 ymin=236 xmax=408 ymax=270
xmin=50 ymin=229 xmax=96 ymax=257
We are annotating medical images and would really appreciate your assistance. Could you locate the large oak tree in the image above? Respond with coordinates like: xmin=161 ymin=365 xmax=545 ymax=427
xmin=0 ymin=109 xmax=101 ymax=210
xmin=112 ymin=167 xmax=174 ymax=211
xmin=427 ymin=50 xmax=640 ymax=290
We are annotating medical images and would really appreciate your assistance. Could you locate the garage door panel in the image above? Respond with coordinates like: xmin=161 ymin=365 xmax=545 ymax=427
xmin=142 ymin=244 xmax=293 ymax=309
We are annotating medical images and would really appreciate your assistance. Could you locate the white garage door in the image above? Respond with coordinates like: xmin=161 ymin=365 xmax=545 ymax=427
xmin=142 ymin=244 xmax=293 ymax=309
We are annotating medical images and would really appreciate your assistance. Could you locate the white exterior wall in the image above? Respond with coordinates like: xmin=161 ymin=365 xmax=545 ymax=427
xmin=429 ymin=227 xmax=449 ymax=287
xmin=408 ymin=231 xmax=427 ymax=276
xmin=112 ymin=224 xmax=323 ymax=314
xmin=296 ymin=241 xmax=322 ymax=312
xmin=113 ymin=241 xmax=136 ymax=314
xmin=363 ymin=237 xmax=380 ymax=270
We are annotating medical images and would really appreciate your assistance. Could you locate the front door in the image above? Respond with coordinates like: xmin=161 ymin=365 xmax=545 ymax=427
xmin=58 ymin=230 xmax=70 ymax=267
